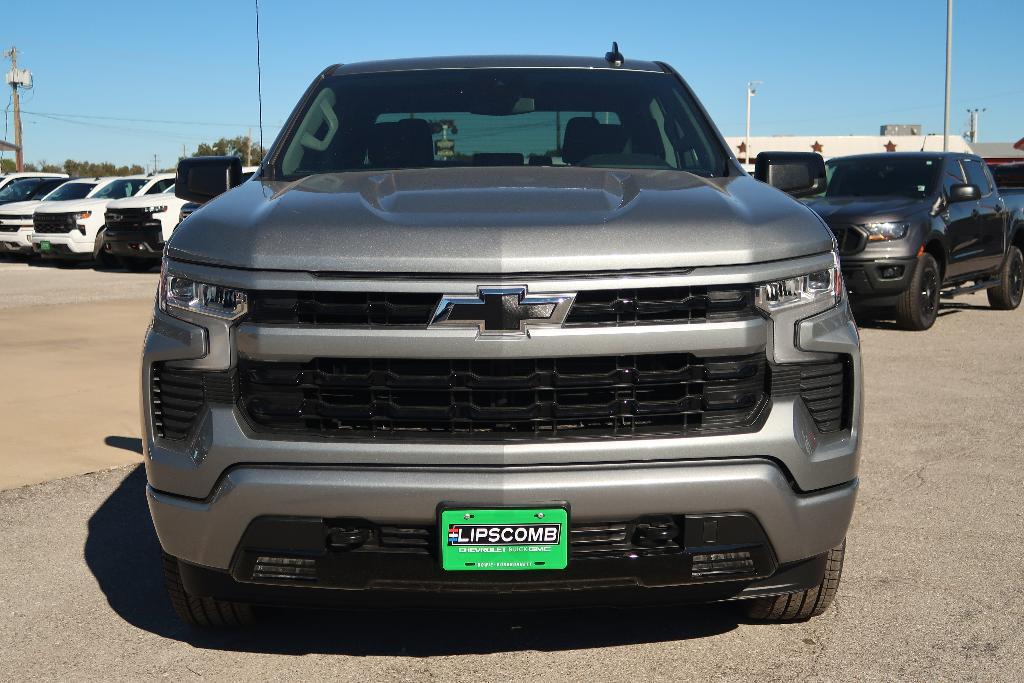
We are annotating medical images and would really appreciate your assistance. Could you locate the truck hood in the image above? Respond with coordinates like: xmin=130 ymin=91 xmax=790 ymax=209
xmin=34 ymin=197 xmax=115 ymax=214
xmin=805 ymin=196 xmax=930 ymax=225
xmin=107 ymin=192 xmax=185 ymax=209
xmin=167 ymin=167 xmax=833 ymax=274
xmin=0 ymin=199 xmax=45 ymax=216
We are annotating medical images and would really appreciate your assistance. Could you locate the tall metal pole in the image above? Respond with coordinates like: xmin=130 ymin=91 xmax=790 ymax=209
xmin=745 ymin=81 xmax=760 ymax=165
xmin=5 ymin=47 xmax=24 ymax=171
xmin=943 ymin=0 xmax=952 ymax=152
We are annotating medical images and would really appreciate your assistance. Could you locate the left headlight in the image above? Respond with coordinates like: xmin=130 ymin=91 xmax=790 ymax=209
xmin=755 ymin=252 xmax=843 ymax=315
xmin=862 ymin=221 xmax=909 ymax=242
xmin=159 ymin=267 xmax=248 ymax=320
xmin=144 ymin=205 xmax=168 ymax=214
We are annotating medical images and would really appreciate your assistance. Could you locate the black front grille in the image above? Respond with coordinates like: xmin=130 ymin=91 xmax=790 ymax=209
xmin=105 ymin=207 xmax=162 ymax=230
xmin=238 ymin=353 xmax=768 ymax=440
xmin=829 ymin=225 xmax=867 ymax=255
xmin=150 ymin=365 xmax=205 ymax=440
xmin=33 ymin=214 xmax=75 ymax=234
xmin=244 ymin=286 xmax=757 ymax=328
xmin=772 ymin=358 xmax=851 ymax=433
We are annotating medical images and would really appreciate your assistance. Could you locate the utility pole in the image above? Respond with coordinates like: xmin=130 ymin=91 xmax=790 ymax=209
xmin=966 ymin=108 xmax=985 ymax=144
xmin=943 ymin=0 xmax=952 ymax=152
xmin=745 ymin=81 xmax=761 ymax=165
xmin=3 ymin=46 xmax=30 ymax=172
xmin=152 ymin=153 xmax=159 ymax=174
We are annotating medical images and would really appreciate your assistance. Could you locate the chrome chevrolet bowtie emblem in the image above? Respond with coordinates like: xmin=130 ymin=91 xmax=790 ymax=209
xmin=430 ymin=286 xmax=575 ymax=334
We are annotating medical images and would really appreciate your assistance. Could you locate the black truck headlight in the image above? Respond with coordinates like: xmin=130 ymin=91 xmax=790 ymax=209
xmin=755 ymin=252 xmax=843 ymax=315
xmin=863 ymin=221 xmax=909 ymax=242
xmin=159 ymin=265 xmax=247 ymax=320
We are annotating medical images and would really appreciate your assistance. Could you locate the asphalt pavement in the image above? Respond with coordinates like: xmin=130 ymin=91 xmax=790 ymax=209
xmin=1 ymin=258 xmax=1023 ymax=680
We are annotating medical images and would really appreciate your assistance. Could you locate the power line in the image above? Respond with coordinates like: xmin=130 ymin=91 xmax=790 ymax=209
xmin=20 ymin=108 xmax=275 ymax=129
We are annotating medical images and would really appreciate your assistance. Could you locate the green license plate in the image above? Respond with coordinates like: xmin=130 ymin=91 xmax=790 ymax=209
xmin=39 ymin=241 xmax=51 ymax=252
xmin=439 ymin=506 xmax=568 ymax=571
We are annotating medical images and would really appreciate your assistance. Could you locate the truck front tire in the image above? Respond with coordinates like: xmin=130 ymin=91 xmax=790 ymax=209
xmin=895 ymin=253 xmax=940 ymax=330
xmin=162 ymin=553 xmax=255 ymax=627
xmin=744 ymin=540 xmax=845 ymax=622
xmin=987 ymin=246 xmax=1024 ymax=310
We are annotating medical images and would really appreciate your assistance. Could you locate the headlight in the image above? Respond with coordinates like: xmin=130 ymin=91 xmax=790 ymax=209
xmin=144 ymin=205 xmax=167 ymax=214
xmin=71 ymin=211 xmax=92 ymax=220
xmin=159 ymin=266 xmax=248 ymax=320
xmin=755 ymin=252 xmax=843 ymax=314
xmin=862 ymin=221 xmax=909 ymax=241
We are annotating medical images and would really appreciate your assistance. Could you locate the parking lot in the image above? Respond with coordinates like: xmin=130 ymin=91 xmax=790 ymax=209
xmin=1 ymin=256 xmax=1023 ymax=680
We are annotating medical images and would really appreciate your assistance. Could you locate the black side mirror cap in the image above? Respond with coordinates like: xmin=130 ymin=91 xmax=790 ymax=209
xmin=753 ymin=151 xmax=827 ymax=198
xmin=948 ymin=183 xmax=981 ymax=203
xmin=175 ymin=156 xmax=243 ymax=203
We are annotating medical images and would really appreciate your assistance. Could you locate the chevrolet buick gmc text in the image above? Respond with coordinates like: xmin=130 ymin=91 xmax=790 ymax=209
xmin=144 ymin=52 xmax=862 ymax=626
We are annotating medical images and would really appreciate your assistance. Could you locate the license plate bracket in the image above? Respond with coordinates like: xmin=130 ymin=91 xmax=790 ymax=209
xmin=438 ymin=504 xmax=569 ymax=571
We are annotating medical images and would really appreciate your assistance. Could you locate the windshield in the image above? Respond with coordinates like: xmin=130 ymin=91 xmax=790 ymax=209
xmin=0 ymin=178 xmax=43 ymax=202
xmin=825 ymin=157 xmax=941 ymax=199
xmin=275 ymin=68 xmax=727 ymax=179
xmin=43 ymin=182 xmax=96 ymax=202
xmin=92 ymin=178 xmax=148 ymax=199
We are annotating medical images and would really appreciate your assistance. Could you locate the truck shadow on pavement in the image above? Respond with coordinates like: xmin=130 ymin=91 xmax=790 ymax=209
xmin=85 ymin=465 xmax=744 ymax=655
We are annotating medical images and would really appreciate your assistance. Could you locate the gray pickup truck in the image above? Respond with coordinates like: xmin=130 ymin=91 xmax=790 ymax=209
xmin=806 ymin=152 xmax=1024 ymax=330
xmin=145 ymin=51 xmax=862 ymax=626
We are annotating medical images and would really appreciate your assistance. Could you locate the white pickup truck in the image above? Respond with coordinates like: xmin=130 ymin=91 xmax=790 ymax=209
xmin=0 ymin=178 xmax=100 ymax=256
xmin=29 ymin=173 xmax=174 ymax=262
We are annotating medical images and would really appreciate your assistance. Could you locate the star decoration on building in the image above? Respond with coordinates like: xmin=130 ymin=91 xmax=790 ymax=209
xmin=884 ymin=140 xmax=897 ymax=152
xmin=737 ymin=141 xmax=747 ymax=159
xmin=811 ymin=141 xmax=823 ymax=153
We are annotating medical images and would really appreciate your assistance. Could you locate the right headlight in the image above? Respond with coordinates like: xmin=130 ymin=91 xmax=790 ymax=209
xmin=755 ymin=252 xmax=843 ymax=315
xmin=159 ymin=262 xmax=248 ymax=320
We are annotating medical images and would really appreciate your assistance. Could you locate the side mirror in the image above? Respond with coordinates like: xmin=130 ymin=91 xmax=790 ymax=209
xmin=753 ymin=151 xmax=827 ymax=198
xmin=175 ymin=156 xmax=243 ymax=203
xmin=948 ymin=183 xmax=981 ymax=203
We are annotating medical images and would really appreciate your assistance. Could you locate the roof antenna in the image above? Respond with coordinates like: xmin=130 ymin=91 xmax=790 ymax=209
xmin=255 ymin=0 xmax=264 ymax=161
xmin=605 ymin=41 xmax=624 ymax=67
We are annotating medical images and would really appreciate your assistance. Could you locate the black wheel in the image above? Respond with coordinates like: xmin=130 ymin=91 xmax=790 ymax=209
xmin=117 ymin=256 xmax=156 ymax=272
xmin=745 ymin=540 xmax=845 ymax=622
xmin=895 ymin=253 xmax=941 ymax=330
xmin=987 ymin=246 xmax=1024 ymax=311
xmin=94 ymin=249 xmax=119 ymax=269
xmin=162 ymin=553 xmax=256 ymax=627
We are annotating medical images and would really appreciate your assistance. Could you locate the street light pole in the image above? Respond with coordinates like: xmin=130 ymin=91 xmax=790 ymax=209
xmin=745 ymin=81 xmax=761 ymax=165
xmin=943 ymin=0 xmax=952 ymax=152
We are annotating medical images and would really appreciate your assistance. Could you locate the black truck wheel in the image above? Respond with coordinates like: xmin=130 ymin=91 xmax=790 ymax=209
xmin=745 ymin=540 xmax=845 ymax=622
xmin=162 ymin=553 xmax=256 ymax=627
xmin=894 ymin=253 xmax=941 ymax=330
xmin=987 ymin=246 xmax=1024 ymax=310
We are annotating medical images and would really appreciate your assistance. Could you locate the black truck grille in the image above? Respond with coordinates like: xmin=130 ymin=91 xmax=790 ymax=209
xmin=244 ymin=286 xmax=757 ymax=328
xmin=772 ymin=358 xmax=852 ymax=433
xmin=238 ymin=353 xmax=768 ymax=440
xmin=105 ymin=207 xmax=161 ymax=230
xmin=829 ymin=225 xmax=867 ymax=255
xmin=33 ymin=214 xmax=75 ymax=234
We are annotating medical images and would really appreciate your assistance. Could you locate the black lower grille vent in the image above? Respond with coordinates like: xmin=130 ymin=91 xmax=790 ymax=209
xmin=772 ymin=358 xmax=851 ymax=433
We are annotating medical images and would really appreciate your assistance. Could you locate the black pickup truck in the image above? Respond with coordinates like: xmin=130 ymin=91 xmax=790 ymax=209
xmin=806 ymin=152 xmax=1024 ymax=330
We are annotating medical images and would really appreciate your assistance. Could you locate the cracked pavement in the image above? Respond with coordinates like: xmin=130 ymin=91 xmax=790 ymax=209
xmin=1 ymin=267 xmax=1022 ymax=679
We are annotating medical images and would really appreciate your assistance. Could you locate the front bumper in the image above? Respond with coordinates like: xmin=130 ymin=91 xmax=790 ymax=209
xmin=0 ymin=227 xmax=33 ymax=253
xmin=102 ymin=226 xmax=163 ymax=259
xmin=841 ymin=256 xmax=918 ymax=304
xmin=30 ymin=232 xmax=93 ymax=258
xmin=149 ymin=460 xmax=857 ymax=573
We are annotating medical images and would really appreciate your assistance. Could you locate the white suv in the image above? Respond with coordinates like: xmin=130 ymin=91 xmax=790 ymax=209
xmin=30 ymin=174 xmax=175 ymax=261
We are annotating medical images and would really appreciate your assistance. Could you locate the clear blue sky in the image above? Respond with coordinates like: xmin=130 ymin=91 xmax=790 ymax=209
xmin=2 ymin=0 xmax=1021 ymax=169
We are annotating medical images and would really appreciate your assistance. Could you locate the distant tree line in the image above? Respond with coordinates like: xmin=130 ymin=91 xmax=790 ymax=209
xmin=1 ymin=134 xmax=266 ymax=177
